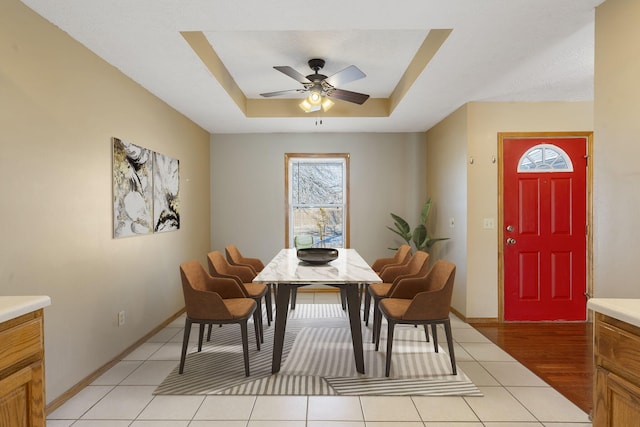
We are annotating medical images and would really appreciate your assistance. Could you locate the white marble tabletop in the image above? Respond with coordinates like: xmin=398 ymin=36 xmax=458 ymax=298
xmin=588 ymin=298 xmax=640 ymax=329
xmin=0 ymin=295 xmax=51 ymax=323
xmin=253 ymin=248 xmax=382 ymax=284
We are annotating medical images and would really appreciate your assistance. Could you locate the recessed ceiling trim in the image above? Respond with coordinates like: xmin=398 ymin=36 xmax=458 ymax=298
xmin=181 ymin=31 xmax=246 ymax=112
xmin=182 ymin=29 xmax=450 ymax=119
xmin=390 ymin=29 xmax=453 ymax=113
xmin=246 ymin=98 xmax=389 ymax=118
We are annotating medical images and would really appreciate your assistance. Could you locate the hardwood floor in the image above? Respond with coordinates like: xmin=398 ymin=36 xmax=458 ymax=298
xmin=471 ymin=321 xmax=593 ymax=415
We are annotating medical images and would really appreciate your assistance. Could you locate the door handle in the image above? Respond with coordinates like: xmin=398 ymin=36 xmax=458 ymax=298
xmin=506 ymin=238 xmax=516 ymax=245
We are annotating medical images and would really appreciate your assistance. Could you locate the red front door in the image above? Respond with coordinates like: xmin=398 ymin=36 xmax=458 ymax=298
xmin=502 ymin=136 xmax=588 ymax=321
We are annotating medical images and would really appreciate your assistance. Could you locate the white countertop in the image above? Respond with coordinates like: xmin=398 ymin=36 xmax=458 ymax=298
xmin=587 ymin=298 xmax=640 ymax=328
xmin=254 ymin=248 xmax=382 ymax=284
xmin=0 ymin=296 xmax=51 ymax=323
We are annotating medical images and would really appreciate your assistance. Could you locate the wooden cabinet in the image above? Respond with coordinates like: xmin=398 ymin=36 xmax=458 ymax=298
xmin=0 ymin=309 xmax=45 ymax=427
xmin=593 ymin=312 xmax=640 ymax=426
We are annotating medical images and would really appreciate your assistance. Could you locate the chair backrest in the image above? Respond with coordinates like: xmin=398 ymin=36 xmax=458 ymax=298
xmin=380 ymin=250 xmax=430 ymax=283
xmin=294 ymin=235 xmax=314 ymax=249
xmin=225 ymin=245 xmax=263 ymax=273
xmin=403 ymin=259 xmax=456 ymax=320
xmin=391 ymin=260 xmax=456 ymax=320
xmin=424 ymin=259 xmax=456 ymax=294
xmin=207 ymin=250 xmax=256 ymax=283
xmin=393 ymin=245 xmax=412 ymax=264
xmin=180 ymin=260 xmax=212 ymax=292
xmin=377 ymin=244 xmax=412 ymax=274
xmin=225 ymin=245 xmax=243 ymax=265
xmin=207 ymin=250 xmax=233 ymax=276
xmin=180 ymin=260 xmax=229 ymax=319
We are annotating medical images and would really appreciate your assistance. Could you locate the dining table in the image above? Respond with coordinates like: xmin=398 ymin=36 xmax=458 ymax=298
xmin=253 ymin=248 xmax=382 ymax=374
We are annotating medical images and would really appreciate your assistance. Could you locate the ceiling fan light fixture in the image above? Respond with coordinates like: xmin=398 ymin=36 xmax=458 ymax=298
xmin=299 ymin=99 xmax=321 ymax=113
xmin=308 ymin=89 xmax=322 ymax=105
xmin=321 ymin=98 xmax=334 ymax=112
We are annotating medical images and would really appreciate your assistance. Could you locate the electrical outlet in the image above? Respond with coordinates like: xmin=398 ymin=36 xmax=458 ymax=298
xmin=118 ymin=310 xmax=125 ymax=327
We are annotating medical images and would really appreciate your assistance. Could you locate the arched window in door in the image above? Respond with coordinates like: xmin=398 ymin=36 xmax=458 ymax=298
xmin=285 ymin=153 xmax=350 ymax=249
xmin=517 ymin=144 xmax=574 ymax=172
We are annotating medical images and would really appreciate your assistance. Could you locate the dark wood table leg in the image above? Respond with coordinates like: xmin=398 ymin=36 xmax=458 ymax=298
xmin=271 ymin=283 xmax=291 ymax=373
xmin=345 ymin=283 xmax=365 ymax=374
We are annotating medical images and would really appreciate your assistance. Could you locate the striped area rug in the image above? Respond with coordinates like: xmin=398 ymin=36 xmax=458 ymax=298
xmin=153 ymin=304 xmax=482 ymax=396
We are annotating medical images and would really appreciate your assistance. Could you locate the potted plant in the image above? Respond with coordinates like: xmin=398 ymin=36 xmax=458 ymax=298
xmin=387 ymin=198 xmax=449 ymax=252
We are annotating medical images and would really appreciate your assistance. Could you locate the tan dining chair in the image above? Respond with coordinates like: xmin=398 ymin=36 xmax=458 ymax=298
xmin=225 ymin=244 xmax=265 ymax=272
xmin=207 ymin=251 xmax=268 ymax=343
xmin=178 ymin=260 xmax=259 ymax=376
xmin=363 ymin=244 xmax=412 ymax=325
xmin=377 ymin=259 xmax=457 ymax=377
xmin=369 ymin=250 xmax=430 ymax=346
xmin=225 ymin=245 xmax=273 ymax=325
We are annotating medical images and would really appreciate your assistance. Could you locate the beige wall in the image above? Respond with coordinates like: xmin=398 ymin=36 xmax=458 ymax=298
xmin=1 ymin=0 xmax=211 ymax=403
xmin=427 ymin=101 xmax=593 ymax=319
xmin=210 ymin=133 xmax=427 ymax=265
xmin=594 ymin=0 xmax=640 ymax=298
xmin=424 ymin=105 xmax=469 ymax=315
xmin=593 ymin=0 xmax=640 ymax=298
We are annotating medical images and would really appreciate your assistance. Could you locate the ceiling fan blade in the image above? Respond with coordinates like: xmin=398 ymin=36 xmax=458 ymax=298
xmin=260 ymin=89 xmax=305 ymax=98
xmin=324 ymin=65 xmax=366 ymax=88
xmin=328 ymin=89 xmax=370 ymax=105
xmin=274 ymin=66 xmax=311 ymax=84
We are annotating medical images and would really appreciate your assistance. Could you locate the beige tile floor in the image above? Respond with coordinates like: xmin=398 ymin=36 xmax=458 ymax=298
xmin=47 ymin=292 xmax=592 ymax=426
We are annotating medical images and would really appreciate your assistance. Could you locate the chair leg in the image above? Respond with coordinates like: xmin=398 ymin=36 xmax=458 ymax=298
xmin=197 ymin=323 xmax=205 ymax=352
xmin=374 ymin=299 xmax=383 ymax=349
xmin=443 ymin=319 xmax=457 ymax=375
xmin=431 ymin=323 xmax=439 ymax=353
xmin=240 ymin=319 xmax=250 ymax=376
xmin=254 ymin=298 xmax=264 ymax=343
xmin=290 ymin=287 xmax=297 ymax=309
xmin=340 ymin=287 xmax=347 ymax=310
xmin=207 ymin=324 xmax=212 ymax=341
xmin=363 ymin=286 xmax=371 ymax=325
xmin=179 ymin=318 xmax=192 ymax=374
xmin=265 ymin=285 xmax=273 ymax=326
xmin=423 ymin=324 xmax=430 ymax=343
xmin=252 ymin=310 xmax=261 ymax=351
xmin=385 ymin=320 xmax=396 ymax=377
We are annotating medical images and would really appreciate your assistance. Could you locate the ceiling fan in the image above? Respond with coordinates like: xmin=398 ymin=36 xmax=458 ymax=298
xmin=260 ymin=58 xmax=370 ymax=112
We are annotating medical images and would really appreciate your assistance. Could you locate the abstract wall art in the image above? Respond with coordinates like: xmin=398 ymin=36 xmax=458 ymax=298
xmin=153 ymin=150 xmax=180 ymax=233
xmin=112 ymin=137 xmax=180 ymax=238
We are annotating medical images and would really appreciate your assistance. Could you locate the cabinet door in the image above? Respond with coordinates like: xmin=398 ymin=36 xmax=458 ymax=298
xmin=0 ymin=362 xmax=45 ymax=427
xmin=594 ymin=367 xmax=640 ymax=427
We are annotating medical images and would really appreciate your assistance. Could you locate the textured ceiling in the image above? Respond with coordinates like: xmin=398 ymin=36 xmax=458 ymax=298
xmin=20 ymin=0 xmax=604 ymax=133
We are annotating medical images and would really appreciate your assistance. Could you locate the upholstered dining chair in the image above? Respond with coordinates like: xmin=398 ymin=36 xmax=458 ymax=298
xmin=225 ymin=244 xmax=265 ymax=272
xmin=207 ymin=251 xmax=268 ymax=343
xmin=368 ymin=250 xmax=430 ymax=345
xmin=363 ymin=244 xmax=412 ymax=325
xmin=293 ymin=235 xmax=314 ymax=249
xmin=288 ymin=235 xmax=315 ymax=309
xmin=178 ymin=260 xmax=259 ymax=376
xmin=370 ymin=244 xmax=413 ymax=274
xmin=377 ymin=259 xmax=457 ymax=377
xmin=225 ymin=245 xmax=273 ymax=325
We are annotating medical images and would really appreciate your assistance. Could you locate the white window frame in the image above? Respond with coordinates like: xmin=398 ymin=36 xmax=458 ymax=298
xmin=284 ymin=153 xmax=350 ymax=248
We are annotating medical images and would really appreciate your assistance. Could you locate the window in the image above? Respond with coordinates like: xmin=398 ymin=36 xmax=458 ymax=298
xmin=517 ymin=144 xmax=574 ymax=172
xmin=285 ymin=153 xmax=350 ymax=248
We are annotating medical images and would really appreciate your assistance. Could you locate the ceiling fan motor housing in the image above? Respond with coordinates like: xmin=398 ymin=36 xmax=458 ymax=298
xmin=308 ymin=58 xmax=325 ymax=72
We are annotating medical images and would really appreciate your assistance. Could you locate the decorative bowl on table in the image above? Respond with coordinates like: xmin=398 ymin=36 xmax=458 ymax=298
xmin=296 ymin=248 xmax=339 ymax=265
